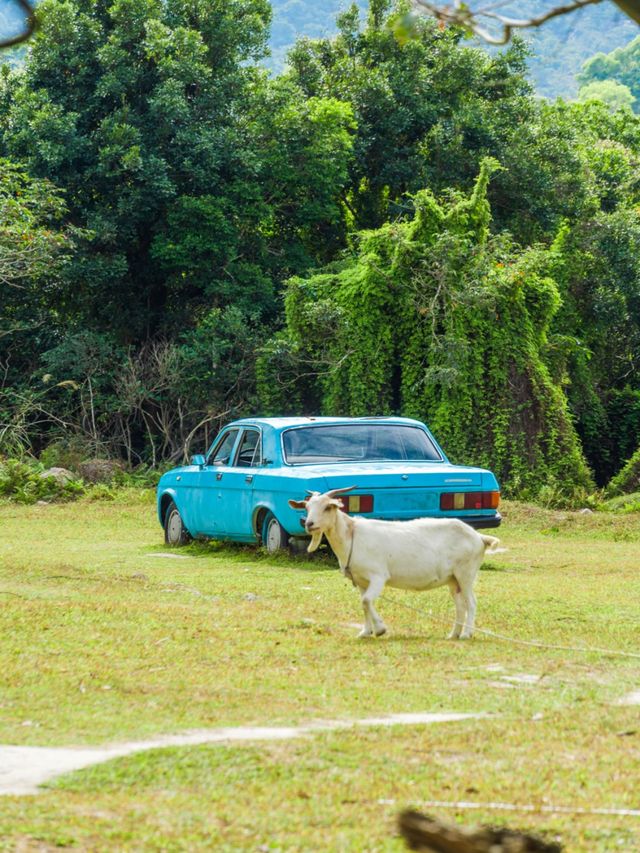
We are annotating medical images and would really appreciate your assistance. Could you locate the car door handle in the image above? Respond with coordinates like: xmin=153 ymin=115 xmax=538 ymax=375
xmin=216 ymin=472 xmax=223 ymax=481
xmin=245 ymin=475 xmax=254 ymax=484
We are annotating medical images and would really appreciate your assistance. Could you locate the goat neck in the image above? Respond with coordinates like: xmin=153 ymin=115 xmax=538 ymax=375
xmin=324 ymin=509 xmax=356 ymax=573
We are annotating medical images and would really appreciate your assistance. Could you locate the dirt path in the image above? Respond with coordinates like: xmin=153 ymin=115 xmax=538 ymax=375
xmin=0 ymin=712 xmax=481 ymax=795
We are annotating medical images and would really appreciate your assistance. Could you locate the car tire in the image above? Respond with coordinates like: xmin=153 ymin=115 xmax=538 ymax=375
xmin=164 ymin=500 xmax=191 ymax=546
xmin=262 ymin=511 xmax=289 ymax=554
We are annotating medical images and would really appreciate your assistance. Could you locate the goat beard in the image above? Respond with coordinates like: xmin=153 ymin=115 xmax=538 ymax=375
xmin=307 ymin=530 xmax=323 ymax=552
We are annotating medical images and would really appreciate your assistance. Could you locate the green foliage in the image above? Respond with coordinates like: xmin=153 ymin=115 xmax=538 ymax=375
xmin=34 ymin=309 xmax=265 ymax=464
xmin=0 ymin=457 xmax=84 ymax=503
xmin=0 ymin=159 xmax=75 ymax=386
xmin=0 ymin=0 xmax=354 ymax=341
xmin=578 ymin=34 xmax=640 ymax=112
xmin=39 ymin=436 xmax=97 ymax=471
xmin=286 ymin=7 xmax=541 ymax=237
xmin=260 ymin=160 xmax=593 ymax=498
xmin=601 ymin=489 xmax=640 ymax=512
xmin=0 ymin=0 xmax=276 ymax=339
xmin=267 ymin=0 xmax=637 ymax=102
xmin=546 ymin=125 xmax=640 ymax=484
xmin=606 ymin=445 xmax=640 ymax=496
xmin=0 ymin=0 xmax=356 ymax=464
xmin=283 ymin=4 xmax=638 ymax=247
xmin=1 ymin=0 xmax=640 ymax=494
xmin=578 ymin=79 xmax=636 ymax=112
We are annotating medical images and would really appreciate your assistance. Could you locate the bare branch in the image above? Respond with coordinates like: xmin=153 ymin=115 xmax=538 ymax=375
xmin=411 ymin=0 xmax=605 ymax=44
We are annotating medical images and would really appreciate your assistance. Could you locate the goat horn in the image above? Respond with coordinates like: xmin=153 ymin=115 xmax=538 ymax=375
xmin=305 ymin=489 xmax=320 ymax=497
xmin=326 ymin=486 xmax=357 ymax=498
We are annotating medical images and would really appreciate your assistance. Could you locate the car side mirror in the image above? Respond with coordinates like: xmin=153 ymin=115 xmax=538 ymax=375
xmin=190 ymin=454 xmax=206 ymax=467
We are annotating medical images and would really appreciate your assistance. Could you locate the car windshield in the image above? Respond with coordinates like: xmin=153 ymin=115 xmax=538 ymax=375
xmin=282 ymin=424 xmax=442 ymax=465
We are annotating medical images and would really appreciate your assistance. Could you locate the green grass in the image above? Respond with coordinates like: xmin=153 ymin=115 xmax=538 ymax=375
xmin=1 ymin=494 xmax=639 ymax=851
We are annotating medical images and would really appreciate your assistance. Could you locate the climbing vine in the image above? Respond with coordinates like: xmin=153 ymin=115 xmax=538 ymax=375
xmin=259 ymin=159 xmax=593 ymax=499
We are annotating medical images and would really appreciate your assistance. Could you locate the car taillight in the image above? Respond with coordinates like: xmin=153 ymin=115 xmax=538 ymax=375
xmin=440 ymin=491 xmax=500 ymax=511
xmin=339 ymin=494 xmax=374 ymax=513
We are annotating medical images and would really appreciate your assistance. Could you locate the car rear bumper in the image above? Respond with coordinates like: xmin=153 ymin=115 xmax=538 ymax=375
xmin=462 ymin=512 xmax=502 ymax=529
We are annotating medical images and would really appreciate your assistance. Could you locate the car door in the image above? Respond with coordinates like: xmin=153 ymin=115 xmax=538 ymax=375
xmin=214 ymin=427 xmax=261 ymax=538
xmin=191 ymin=428 xmax=241 ymax=536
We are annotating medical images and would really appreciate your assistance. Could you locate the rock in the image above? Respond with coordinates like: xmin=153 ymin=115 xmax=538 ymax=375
xmin=77 ymin=458 xmax=124 ymax=484
xmin=243 ymin=593 xmax=258 ymax=601
xmin=579 ymin=507 xmax=594 ymax=515
xmin=39 ymin=467 xmax=75 ymax=485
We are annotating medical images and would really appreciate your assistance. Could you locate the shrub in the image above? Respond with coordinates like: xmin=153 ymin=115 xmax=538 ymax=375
xmin=0 ymin=458 xmax=84 ymax=504
xmin=39 ymin=437 xmax=97 ymax=472
xmin=606 ymin=445 xmax=640 ymax=496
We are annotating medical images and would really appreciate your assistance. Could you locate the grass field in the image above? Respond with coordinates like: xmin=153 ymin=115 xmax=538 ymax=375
xmin=0 ymin=492 xmax=639 ymax=851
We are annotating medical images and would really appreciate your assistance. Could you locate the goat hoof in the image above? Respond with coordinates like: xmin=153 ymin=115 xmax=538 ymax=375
xmin=459 ymin=633 xmax=473 ymax=641
xmin=374 ymin=626 xmax=387 ymax=637
xmin=447 ymin=632 xmax=461 ymax=641
xmin=358 ymin=629 xmax=373 ymax=639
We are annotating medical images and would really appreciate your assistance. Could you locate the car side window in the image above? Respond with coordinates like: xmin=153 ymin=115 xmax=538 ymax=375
xmin=235 ymin=429 xmax=261 ymax=468
xmin=208 ymin=429 xmax=239 ymax=466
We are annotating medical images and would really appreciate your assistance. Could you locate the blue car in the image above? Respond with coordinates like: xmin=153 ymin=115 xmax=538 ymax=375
xmin=157 ymin=416 xmax=501 ymax=552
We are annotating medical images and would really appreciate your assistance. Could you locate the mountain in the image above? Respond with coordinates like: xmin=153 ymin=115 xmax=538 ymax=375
xmin=267 ymin=0 xmax=638 ymax=100
xmin=1 ymin=0 xmax=637 ymax=98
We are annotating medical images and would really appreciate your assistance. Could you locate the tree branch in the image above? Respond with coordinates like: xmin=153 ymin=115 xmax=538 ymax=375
xmin=411 ymin=0 xmax=605 ymax=44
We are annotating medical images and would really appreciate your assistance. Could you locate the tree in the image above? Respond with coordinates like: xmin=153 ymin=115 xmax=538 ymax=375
xmin=578 ymin=34 xmax=640 ymax=110
xmin=536 ymin=100 xmax=640 ymax=483
xmin=0 ymin=0 xmax=357 ymax=462
xmin=285 ymin=1 xmax=621 ymax=247
xmin=260 ymin=160 xmax=593 ymax=499
xmin=0 ymin=158 xmax=72 ymax=369
xmin=0 ymin=158 xmax=76 ymax=455
xmin=1 ymin=0 xmax=274 ymax=340
xmin=578 ymin=79 xmax=636 ymax=110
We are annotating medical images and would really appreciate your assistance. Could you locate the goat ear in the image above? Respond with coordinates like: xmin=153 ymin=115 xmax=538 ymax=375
xmin=328 ymin=499 xmax=343 ymax=509
xmin=288 ymin=499 xmax=307 ymax=509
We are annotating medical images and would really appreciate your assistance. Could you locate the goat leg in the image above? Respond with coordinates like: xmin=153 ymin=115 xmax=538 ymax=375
xmin=360 ymin=576 xmax=387 ymax=637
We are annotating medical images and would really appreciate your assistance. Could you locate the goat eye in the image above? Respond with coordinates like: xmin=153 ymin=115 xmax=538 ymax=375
xmin=324 ymin=506 xmax=331 ymax=512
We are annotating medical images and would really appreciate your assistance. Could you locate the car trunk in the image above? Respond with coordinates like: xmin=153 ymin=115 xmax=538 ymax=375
xmin=315 ymin=462 xmax=486 ymax=519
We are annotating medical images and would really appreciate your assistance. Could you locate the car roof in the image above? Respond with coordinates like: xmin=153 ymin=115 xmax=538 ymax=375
xmin=228 ymin=416 xmax=428 ymax=431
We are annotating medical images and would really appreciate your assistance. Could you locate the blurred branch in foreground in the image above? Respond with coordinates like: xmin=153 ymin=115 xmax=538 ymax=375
xmin=0 ymin=0 xmax=36 ymax=49
xmin=410 ymin=0 xmax=640 ymax=44
xmin=398 ymin=809 xmax=563 ymax=852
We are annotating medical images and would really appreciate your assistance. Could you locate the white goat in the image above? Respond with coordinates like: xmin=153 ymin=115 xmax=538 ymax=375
xmin=289 ymin=487 xmax=502 ymax=640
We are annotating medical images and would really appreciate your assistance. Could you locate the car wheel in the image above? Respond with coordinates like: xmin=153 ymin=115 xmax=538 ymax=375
xmin=164 ymin=500 xmax=191 ymax=546
xmin=262 ymin=511 xmax=289 ymax=554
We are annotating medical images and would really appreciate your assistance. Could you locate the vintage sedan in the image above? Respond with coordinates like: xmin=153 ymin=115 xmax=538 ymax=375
xmin=157 ymin=417 xmax=501 ymax=553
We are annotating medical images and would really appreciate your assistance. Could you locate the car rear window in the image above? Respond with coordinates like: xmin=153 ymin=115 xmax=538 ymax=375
xmin=282 ymin=424 xmax=442 ymax=465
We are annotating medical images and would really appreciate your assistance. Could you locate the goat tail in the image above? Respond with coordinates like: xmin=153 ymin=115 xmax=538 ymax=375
xmin=481 ymin=534 xmax=507 ymax=555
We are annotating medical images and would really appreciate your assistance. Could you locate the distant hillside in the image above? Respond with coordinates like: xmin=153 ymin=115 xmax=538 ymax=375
xmin=1 ymin=0 xmax=637 ymax=97
xmin=268 ymin=0 xmax=638 ymax=99
xmin=268 ymin=0 xmax=367 ymax=70
xmin=517 ymin=0 xmax=637 ymax=98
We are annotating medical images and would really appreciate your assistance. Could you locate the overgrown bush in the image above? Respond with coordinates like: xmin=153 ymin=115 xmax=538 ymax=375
xmin=601 ymin=490 xmax=640 ymax=512
xmin=0 ymin=459 xmax=84 ymax=504
xmin=606 ymin=445 xmax=640 ymax=496
xmin=39 ymin=437 xmax=99 ymax=472
xmin=260 ymin=160 xmax=593 ymax=498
